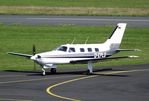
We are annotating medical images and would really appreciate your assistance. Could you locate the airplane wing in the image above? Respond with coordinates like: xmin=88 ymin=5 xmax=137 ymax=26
xmin=116 ymin=49 xmax=141 ymax=52
xmin=7 ymin=52 xmax=33 ymax=59
xmin=70 ymin=55 xmax=139 ymax=64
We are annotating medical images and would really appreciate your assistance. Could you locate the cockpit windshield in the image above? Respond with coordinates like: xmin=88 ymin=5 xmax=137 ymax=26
xmin=56 ymin=46 xmax=67 ymax=52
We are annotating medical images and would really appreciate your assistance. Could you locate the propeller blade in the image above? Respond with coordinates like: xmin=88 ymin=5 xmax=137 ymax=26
xmin=33 ymin=44 xmax=36 ymax=70
xmin=33 ymin=44 xmax=36 ymax=55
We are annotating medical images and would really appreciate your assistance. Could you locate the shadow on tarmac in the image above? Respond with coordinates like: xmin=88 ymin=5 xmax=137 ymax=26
xmin=4 ymin=68 xmax=128 ymax=77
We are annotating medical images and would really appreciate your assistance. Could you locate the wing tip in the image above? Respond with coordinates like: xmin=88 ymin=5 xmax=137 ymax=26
xmin=134 ymin=49 xmax=141 ymax=51
xmin=129 ymin=56 xmax=139 ymax=58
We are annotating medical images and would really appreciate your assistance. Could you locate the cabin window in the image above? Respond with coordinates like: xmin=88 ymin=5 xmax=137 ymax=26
xmin=87 ymin=48 xmax=92 ymax=52
xmin=95 ymin=48 xmax=99 ymax=52
xmin=80 ymin=48 xmax=85 ymax=52
xmin=69 ymin=47 xmax=75 ymax=52
xmin=57 ymin=46 xmax=67 ymax=52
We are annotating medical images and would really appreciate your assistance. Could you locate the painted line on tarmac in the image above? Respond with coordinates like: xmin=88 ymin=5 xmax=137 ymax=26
xmin=0 ymin=75 xmax=25 ymax=78
xmin=46 ymin=75 xmax=96 ymax=101
xmin=0 ymin=75 xmax=81 ymax=84
xmin=95 ymin=68 xmax=149 ymax=75
xmin=0 ymin=98 xmax=32 ymax=101
xmin=46 ymin=68 xmax=149 ymax=101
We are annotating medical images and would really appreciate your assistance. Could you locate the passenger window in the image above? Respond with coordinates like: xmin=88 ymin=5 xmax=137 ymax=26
xmin=69 ymin=47 xmax=75 ymax=52
xmin=95 ymin=48 xmax=99 ymax=52
xmin=87 ymin=48 xmax=92 ymax=52
xmin=80 ymin=48 xmax=85 ymax=52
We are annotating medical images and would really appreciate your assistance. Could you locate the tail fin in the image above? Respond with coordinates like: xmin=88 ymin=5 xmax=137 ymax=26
xmin=104 ymin=23 xmax=127 ymax=50
xmin=108 ymin=23 xmax=127 ymax=44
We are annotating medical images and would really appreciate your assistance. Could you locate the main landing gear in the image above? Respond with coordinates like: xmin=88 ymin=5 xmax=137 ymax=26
xmin=87 ymin=61 xmax=93 ymax=74
xmin=41 ymin=68 xmax=57 ymax=76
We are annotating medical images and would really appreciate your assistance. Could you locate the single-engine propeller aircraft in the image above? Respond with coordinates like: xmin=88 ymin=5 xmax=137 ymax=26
xmin=8 ymin=23 xmax=140 ymax=75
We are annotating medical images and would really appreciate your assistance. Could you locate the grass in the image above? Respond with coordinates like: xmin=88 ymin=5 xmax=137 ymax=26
xmin=0 ymin=0 xmax=148 ymax=8
xmin=0 ymin=24 xmax=148 ymax=71
xmin=0 ymin=0 xmax=148 ymax=16
xmin=0 ymin=6 xmax=148 ymax=16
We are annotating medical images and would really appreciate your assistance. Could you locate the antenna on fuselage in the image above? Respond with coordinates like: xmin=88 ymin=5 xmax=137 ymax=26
xmin=71 ymin=37 xmax=76 ymax=44
xmin=85 ymin=36 xmax=89 ymax=44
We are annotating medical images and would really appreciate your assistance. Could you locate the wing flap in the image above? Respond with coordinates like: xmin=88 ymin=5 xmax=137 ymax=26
xmin=8 ymin=52 xmax=33 ymax=59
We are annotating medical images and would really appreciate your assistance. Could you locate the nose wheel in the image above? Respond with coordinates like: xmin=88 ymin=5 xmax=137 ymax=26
xmin=42 ymin=68 xmax=46 ymax=76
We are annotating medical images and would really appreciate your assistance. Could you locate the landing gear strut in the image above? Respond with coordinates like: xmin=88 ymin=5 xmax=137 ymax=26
xmin=87 ymin=61 xmax=93 ymax=74
xmin=42 ymin=68 xmax=46 ymax=76
xmin=41 ymin=64 xmax=57 ymax=76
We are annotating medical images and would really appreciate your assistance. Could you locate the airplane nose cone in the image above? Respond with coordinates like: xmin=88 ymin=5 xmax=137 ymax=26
xmin=31 ymin=55 xmax=41 ymax=60
xmin=31 ymin=55 xmax=36 ymax=60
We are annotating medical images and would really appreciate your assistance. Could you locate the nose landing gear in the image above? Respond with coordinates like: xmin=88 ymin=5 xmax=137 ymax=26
xmin=42 ymin=68 xmax=46 ymax=76
xmin=41 ymin=68 xmax=57 ymax=76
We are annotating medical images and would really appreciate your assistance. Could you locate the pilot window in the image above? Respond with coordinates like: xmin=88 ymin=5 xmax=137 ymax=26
xmin=87 ymin=48 xmax=92 ymax=52
xmin=95 ymin=48 xmax=99 ymax=52
xmin=57 ymin=46 xmax=67 ymax=52
xmin=69 ymin=47 xmax=75 ymax=52
xmin=80 ymin=48 xmax=85 ymax=52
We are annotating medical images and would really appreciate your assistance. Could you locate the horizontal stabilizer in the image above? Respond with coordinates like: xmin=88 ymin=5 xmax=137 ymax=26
xmin=7 ymin=52 xmax=32 ymax=58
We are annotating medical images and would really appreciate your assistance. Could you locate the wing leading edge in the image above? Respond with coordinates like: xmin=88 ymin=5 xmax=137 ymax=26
xmin=7 ymin=52 xmax=33 ymax=59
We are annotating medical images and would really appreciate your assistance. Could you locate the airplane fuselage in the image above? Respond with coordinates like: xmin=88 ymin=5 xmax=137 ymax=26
xmin=31 ymin=43 xmax=114 ymax=66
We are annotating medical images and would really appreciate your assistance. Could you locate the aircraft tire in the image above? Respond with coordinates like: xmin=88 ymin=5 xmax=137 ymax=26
xmin=42 ymin=72 xmax=46 ymax=76
xmin=86 ymin=69 xmax=93 ymax=75
xmin=51 ymin=68 xmax=56 ymax=74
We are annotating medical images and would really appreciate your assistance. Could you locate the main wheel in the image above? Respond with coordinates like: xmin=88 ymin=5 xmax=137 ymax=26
xmin=51 ymin=68 xmax=56 ymax=74
xmin=86 ymin=69 xmax=93 ymax=75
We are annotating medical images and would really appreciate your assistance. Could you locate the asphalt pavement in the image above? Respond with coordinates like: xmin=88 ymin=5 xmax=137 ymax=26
xmin=0 ymin=15 xmax=149 ymax=27
xmin=0 ymin=64 xmax=149 ymax=101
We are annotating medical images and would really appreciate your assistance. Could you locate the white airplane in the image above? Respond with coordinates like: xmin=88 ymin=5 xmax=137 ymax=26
xmin=8 ymin=23 xmax=140 ymax=75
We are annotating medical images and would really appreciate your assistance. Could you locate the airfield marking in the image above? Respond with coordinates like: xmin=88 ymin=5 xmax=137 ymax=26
xmin=46 ymin=68 xmax=149 ymax=101
xmin=0 ymin=68 xmax=148 ymax=100
xmin=0 ymin=75 xmax=82 ymax=84
xmin=46 ymin=75 xmax=96 ymax=101
xmin=0 ymin=98 xmax=32 ymax=101
xmin=95 ymin=68 xmax=149 ymax=75
xmin=0 ymin=75 xmax=25 ymax=78
xmin=0 ymin=75 xmax=83 ymax=101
